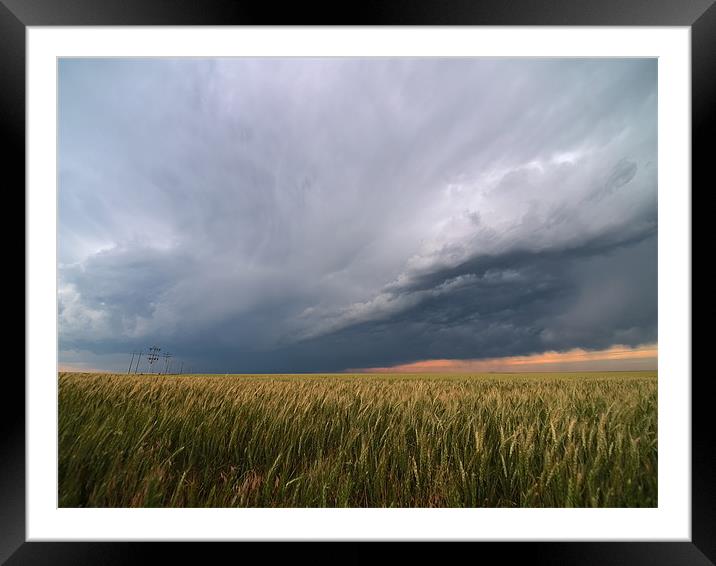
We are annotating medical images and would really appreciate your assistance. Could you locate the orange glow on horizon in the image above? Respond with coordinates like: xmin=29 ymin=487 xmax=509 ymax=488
xmin=58 ymin=363 xmax=108 ymax=373
xmin=355 ymin=343 xmax=658 ymax=373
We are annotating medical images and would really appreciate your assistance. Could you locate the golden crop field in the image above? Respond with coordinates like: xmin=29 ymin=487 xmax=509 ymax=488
xmin=58 ymin=371 xmax=657 ymax=507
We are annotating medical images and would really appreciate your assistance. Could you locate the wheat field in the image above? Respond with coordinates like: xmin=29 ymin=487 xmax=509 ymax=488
xmin=58 ymin=371 xmax=657 ymax=507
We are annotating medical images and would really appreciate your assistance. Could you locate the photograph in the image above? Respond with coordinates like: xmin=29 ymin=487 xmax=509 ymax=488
xmin=57 ymin=56 xmax=659 ymax=509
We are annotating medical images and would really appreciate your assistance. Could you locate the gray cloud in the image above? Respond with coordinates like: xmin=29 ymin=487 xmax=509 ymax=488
xmin=58 ymin=58 xmax=657 ymax=372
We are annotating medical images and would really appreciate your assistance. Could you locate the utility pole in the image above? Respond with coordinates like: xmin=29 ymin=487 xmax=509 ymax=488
xmin=179 ymin=361 xmax=184 ymax=374
xmin=161 ymin=352 xmax=172 ymax=375
xmin=134 ymin=350 xmax=143 ymax=374
xmin=146 ymin=346 xmax=161 ymax=373
xmin=128 ymin=351 xmax=143 ymax=374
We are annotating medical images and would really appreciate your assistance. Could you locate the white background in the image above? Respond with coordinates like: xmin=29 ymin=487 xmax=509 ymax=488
xmin=26 ymin=27 xmax=691 ymax=541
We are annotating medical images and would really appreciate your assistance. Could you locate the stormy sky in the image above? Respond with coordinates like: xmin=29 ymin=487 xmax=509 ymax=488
xmin=58 ymin=58 xmax=657 ymax=373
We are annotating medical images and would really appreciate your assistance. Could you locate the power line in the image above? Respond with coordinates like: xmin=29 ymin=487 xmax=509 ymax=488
xmin=130 ymin=347 xmax=189 ymax=375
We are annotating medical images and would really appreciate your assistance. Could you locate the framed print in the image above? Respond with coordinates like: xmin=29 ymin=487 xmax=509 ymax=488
xmin=8 ymin=0 xmax=711 ymax=563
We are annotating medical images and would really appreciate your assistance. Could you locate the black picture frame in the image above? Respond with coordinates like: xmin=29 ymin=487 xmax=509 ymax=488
xmin=7 ymin=0 xmax=710 ymax=562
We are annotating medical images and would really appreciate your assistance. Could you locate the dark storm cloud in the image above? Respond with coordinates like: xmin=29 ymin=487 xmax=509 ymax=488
xmin=58 ymin=58 xmax=657 ymax=372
